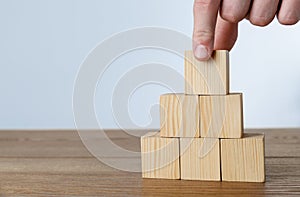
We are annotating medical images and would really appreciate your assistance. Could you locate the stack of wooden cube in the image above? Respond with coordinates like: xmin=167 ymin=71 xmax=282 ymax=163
xmin=141 ymin=50 xmax=265 ymax=182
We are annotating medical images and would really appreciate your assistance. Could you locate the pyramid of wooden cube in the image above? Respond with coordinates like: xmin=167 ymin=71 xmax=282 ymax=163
xmin=141 ymin=50 xmax=265 ymax=183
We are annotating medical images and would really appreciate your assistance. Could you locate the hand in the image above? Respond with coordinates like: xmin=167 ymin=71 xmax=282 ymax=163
xmin=193 ymin=0 xmax=300 ymax=60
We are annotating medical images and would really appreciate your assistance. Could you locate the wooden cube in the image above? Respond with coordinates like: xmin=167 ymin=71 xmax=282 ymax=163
xmin=141 ymin=132 xmax=180 ymax=179
xmin=185 ymin=50 xmax=229 ymax=95
xmin=221 ymin=133 xmax=265 ymax=182
xmin=180 ymin=138 xmax=220 ymax=181
xmin=200 ymin=93 xmax=243 ymax=138
xmin=160 ymin=94 xmax=199 ymax=137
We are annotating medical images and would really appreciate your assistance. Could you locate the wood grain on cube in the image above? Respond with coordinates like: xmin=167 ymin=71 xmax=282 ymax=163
xmin=200 ymin=93 xmax=243 ymax=138
xmin=160 ymin=94 xmax=199 ymax=137
xmin=141 ymin=132 xmax=180 ymax=179
xmin=221 ymin=133 xmax=265 ymax=182
xmin=185 ymin=50 xmax=229 ymax=95
xmin=180 ymin=138 xmax=220 ymax=181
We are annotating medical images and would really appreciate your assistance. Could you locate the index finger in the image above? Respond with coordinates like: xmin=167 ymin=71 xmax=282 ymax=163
xmin=193 ymin=0 xmax=221 ymax=60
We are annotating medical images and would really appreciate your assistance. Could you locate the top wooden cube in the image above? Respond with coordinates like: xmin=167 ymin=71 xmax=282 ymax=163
xmin=185 ymin=50 xmax=229 ymax=95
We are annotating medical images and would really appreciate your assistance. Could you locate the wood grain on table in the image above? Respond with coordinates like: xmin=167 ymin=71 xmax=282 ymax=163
xmin=0 ymin=129 xmax=299 ymax=196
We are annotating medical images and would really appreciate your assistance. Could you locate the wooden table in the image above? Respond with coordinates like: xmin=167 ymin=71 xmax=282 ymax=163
xmin=0 ymin=129 xmax=299 ymax=196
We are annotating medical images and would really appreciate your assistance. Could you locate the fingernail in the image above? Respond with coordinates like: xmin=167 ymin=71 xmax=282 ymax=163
xmin=194 ymin=45 xmax=209 ymax=60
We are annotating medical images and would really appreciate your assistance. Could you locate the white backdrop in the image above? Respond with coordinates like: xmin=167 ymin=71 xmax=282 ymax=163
xmin=0 ymin=0 xmax=299 ymax=129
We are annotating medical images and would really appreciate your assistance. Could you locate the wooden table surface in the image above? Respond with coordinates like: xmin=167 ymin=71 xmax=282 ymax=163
xmin=0 ymin=129 xmax=299 ymax=196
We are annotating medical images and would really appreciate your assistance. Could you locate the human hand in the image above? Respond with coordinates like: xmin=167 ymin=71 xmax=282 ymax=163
xmin=193 ymin=0 xmax=300 ymax=60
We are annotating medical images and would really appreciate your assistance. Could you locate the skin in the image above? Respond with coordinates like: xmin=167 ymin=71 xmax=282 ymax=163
xmin=193 ymin=0 xmax=300 ymax=60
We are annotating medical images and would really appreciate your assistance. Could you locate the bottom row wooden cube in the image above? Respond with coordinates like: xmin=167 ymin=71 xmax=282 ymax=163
xmin=221 ymin=133 xmax=265 ymax=182
xmin=180 ymin=138 xmax=220 ymax=181
xmin=141 ymin=132 xmax=180 ymax=179
xmin=141 ymin=132 xmax=265 ymax=182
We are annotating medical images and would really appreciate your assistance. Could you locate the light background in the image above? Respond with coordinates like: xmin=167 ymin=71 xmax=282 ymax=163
xmin=0 ymin=0 xmax=299 ymax=129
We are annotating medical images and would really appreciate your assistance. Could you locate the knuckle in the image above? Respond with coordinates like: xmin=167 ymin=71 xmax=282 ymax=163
xmin=278 ymin=15 xmax=299 ymax=25
xmin=249 ymin=16 xmax=272 ymax=27
xmin=194 ymin=0 xmax=215 ymax=9
xmin=193 ymin=29 xmax=214 ymax=43
xmin=221 ymin=12 xmax=243 ymax=23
